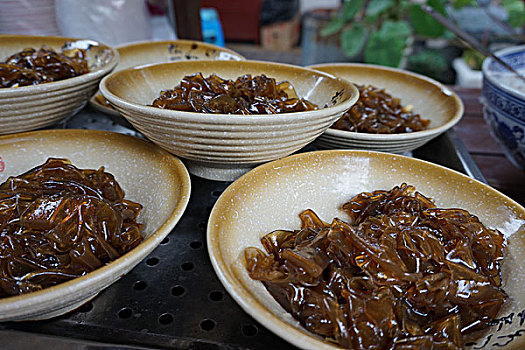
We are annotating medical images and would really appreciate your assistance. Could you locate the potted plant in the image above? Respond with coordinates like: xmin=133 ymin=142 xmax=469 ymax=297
xmin=319 ymin=0 xmax=450 ymax=68
xmin=449 ymin=0 xmax=525 ymax=87
xmin=316 ymin=0 xmax=524 ymax=83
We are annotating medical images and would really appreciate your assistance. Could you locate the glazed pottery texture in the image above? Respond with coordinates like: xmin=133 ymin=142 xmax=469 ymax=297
xmin=208 ymin=150 xmax=525 ymax=350
xmin=0 ymin=35 xmax=118 ymax=134
xmin=100 ymin=60 xmax=359 ymax=181
xmin=309 ymin=63 xmax=464 ymax=153
xmin=482 ymin=45 xmax=525 ymax=170
xmin=0 ymin=130 xmax=190 ymax=321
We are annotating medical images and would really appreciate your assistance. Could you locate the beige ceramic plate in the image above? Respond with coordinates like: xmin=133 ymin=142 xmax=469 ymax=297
xmin=100 ymin=60 xmax=359 ymax=181
xmin=309 ymin=63 xmax=464 ymax=153
xmin=0 ymin=35 xmax=118 ymax=135
xmin=89 ymin=39 xmax=244 ymax=116
xmin=0 ymin=129 xmax=191 ymax=321
xmin=208 ymin=150 xmax=525 ymax=349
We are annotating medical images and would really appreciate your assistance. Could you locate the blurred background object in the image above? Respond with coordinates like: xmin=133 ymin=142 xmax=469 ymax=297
xmin=299 ymin=0 xmax=524 ymax=85
xmin=55 ymin=0 xmax=153 ymax=46
xmin=260 ymin=0 xmax=300 ymax=50
xmin=201 ymin=0 xmax=262 ymax=43
xmin=169 ymin=0 xmax=201 ymax=41
xmin=0 ymin=0 xmax=60 ymax=36
xmin=200 ymin=7 xmax=224 ymax=46
xmin=0 ymin=0 xmax=523 ymax=85
xmin=0 ymin=0 xmax=177 ymax=46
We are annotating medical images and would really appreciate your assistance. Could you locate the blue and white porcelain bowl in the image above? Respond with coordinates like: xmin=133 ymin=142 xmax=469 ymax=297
xmin=482 ymin=45 xmax=525 ymax=170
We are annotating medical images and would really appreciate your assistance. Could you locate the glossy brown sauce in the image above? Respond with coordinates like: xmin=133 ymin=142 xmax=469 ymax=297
xmin=245 ymin=184 xmax=506 ymax=349
xmin=151 ymin=72 xmax=318 ymax=114
xmin=0 ymin=159 xmax=143 ymax=297
xmin=332 ymin=84 xmax=430 ymax=133
xmin=0 ymin=47 xmax=89 ymax=88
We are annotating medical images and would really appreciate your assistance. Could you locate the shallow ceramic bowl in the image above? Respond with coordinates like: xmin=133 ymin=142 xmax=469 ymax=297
xmin=482 ymin=45 xmax=525 ymax=170
xmin=100 ymin=60 xmax=359 ymax=181
xmin=208 ymin=150 xmax=525 ymax=350
xmin=89 ymin=39 xmax=244 ymax=117
xmin=309 ymin=63 xmax=464 ymax=153
xmin=0 ymin=35 xmax=118 ymax=135
xmin=0 ymin=129 xmax=191 ymax=321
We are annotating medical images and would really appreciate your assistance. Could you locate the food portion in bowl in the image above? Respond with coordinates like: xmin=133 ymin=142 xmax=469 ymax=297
xmin=0 ymin=158 xmax=143 ymax=297
xmin=308 ymin=63 xmax=463 ymax=153
xmin=332 ymin=84 xmax=430 ymax=134
xmin=0 ymin=46 xmax=89 ymax=88
xmin=89 ymin=39 xmax=245 ymax=116
xmin=245 ymin=183 xmax=506 ymax=349
xmin=151 ymin=72 xmax=318 ymax=114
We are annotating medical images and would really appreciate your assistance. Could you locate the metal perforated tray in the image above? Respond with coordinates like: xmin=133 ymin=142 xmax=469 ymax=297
xmin=0 ymin=108 xmax=486 ymax=349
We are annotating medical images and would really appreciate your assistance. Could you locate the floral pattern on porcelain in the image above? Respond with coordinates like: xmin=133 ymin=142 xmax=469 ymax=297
xmin=483 ymin=105 xmax=525 ymax=170
xmin=483 ymin=78 xmax=525 ymax=122
xmin=482 ymin=45 xmax=525 ymax=170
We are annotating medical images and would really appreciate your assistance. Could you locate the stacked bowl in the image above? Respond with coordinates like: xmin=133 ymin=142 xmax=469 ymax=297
xmin=100 ymin=60 xmax=359 ymax=180
xmin=309 ymin=63 xmax=464 ymax=153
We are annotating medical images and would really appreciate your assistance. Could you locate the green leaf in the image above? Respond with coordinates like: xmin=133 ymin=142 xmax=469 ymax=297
xmin=342 ymin=0 xmax=364 ymax=22
xmin=364 ymin=31 xmax=406 ymax=67
xmin=503 ymin=0 xmax=525 ymax=28
xmin=379 ymin=20 xmax=411 ymax=39
xmin=341 ymin=24 xmax=367 ymax=57
xmin=408 ymin=0 xmax=446 ymax=38
xmin=320 ymin=15 xmax=344 ymax=37
xmin=451 ymin=0 xmax=476 ymax=10
xmin=366 ymin=0 xmax=394 ymax=17
xmin=364 ymin=20 xmax=410 ymax=67
xmin=364 ymin=12 xmax=379 ymax=24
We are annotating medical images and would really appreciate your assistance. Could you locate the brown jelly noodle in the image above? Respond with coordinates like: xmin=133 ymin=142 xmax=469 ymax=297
xmin=332 ymin=84 xmax=430 ymax=133
xmin=245 ymin=184 xmax=506 ymax=349
xmin=151 ymin=72 xmax=318 ymax=114
xmin=0 ymin=47 xmax=89 ymax=88
xmin=0 ymin=158 xmax=143 ymax=297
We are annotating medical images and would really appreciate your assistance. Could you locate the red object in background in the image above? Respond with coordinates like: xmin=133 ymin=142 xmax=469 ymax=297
xmin=201 ymin=0 xmax=262 ymax=43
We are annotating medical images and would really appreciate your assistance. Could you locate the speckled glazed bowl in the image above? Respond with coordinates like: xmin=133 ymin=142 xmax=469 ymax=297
xmin=482 ymin=45 xmax=525 ymax=170
xmin=89 ymin=39 xmax=244 ymax=116
xmin=0 ymin=129 xmax=190 ymax=321
xmin=0 ymin=35 xmax=118 ymax=135
xmin=208 ymin=150 xmax=525 ymax=350
xmin=309 ymin=63 xmax=464 ymax=153
xmin=100 ymin=60 xmax=359 ymax=181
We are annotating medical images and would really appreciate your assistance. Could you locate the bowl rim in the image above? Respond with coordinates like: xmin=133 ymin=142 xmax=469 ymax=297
xmin=0 ymin=129 xmax=191 ymax=317
xmin=99 ymin=59 xmax=360 ymax=123
xmin=115 ymin=39 xmax=245 ymax=61
xmin=482 ymin=44 xmax=525 ymax=101
xmin=0 ymin=34 xmax=119 ymax=97
xmin=308 ymin=62 xmax=465 ymax=140
xmin=207 ymin=148 xmax=525 ymax=350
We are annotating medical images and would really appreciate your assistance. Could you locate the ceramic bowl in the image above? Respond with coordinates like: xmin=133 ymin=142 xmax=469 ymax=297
xmin=208 ymin=150 xmax=525 ymax=350
xmin=100 ymin=60 xmax=359 ymax=181
xmin=482 ymin=45 xmax=525 ymax=170
xmin=0 ymin=35 xmax=118 ymax=135
xmin=0 ymin=129 xmax=191 ymax=321
xmin=89 ymin=39 xmax=244 ymax=117
xmin=309 ymin=63 xmax=464 ymax=153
